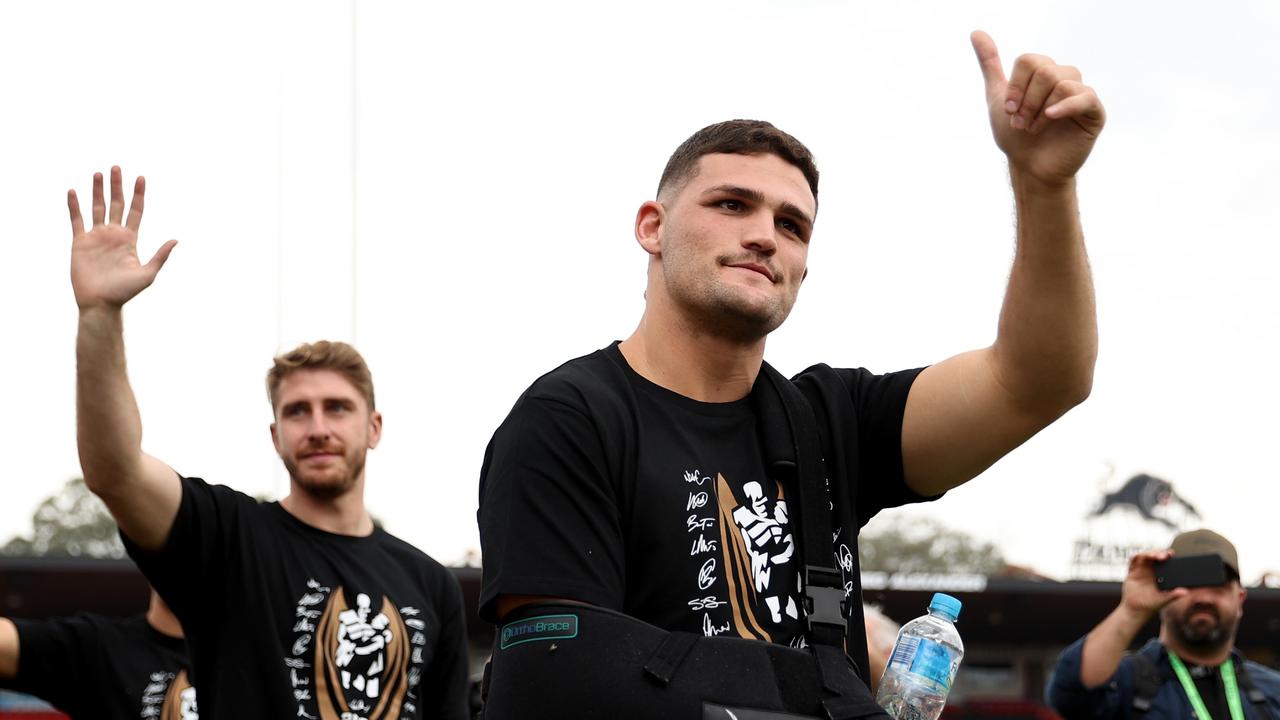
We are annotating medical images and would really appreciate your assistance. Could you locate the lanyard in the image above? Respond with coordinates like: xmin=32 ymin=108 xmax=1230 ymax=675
xmin=1167 ymin=650 xmax=1245 ymax=720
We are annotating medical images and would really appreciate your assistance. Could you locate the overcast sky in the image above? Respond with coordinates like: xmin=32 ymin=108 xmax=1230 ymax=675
xmin=2 ymin=0 xmax=1277 ymax=583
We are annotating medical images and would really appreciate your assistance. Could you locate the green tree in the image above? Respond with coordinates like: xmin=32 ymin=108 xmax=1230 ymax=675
xmin=1 ymin=478 xmax=124 ymax=558
xmin=859 ymin=517 xmax=1005 ymax=575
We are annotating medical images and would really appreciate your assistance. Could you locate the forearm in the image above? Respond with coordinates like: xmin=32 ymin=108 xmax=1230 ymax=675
xmin=992 ymin=171 xmax=1097 ymax=414
xmin=76 ymin=307 xmax=145 ymax=496
xmin=1079 ymin=604 xmax=1149 ymax=688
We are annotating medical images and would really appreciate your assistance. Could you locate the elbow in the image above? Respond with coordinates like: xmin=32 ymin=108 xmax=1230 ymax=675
xmin=1061 ymin=367 xmax=1094 ymax=410
xmin=80 ymin=469 xmax=116 ymax=499
xmin=1028 ymin=347 xmax=1097 ymax=418
xmin=1005 ymin=364 xmax=1095 ymax=424
xmin=79 ymin=456 xmax=139 ymax=500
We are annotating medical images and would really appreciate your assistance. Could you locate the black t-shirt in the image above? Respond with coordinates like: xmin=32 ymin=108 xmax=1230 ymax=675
xmin=3 ymin=614 xmax=194 ymax=719
xmin=478 ymin=343 xmax=931 ymax=647
xmin=1189 ymin=661 xmax=1232 ymax=720
xmin=124 ymin=478 xmax=469 ymax=720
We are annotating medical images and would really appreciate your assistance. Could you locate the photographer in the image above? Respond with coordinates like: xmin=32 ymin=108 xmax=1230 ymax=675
xmin=1047 ymin=529 xmax=1280 ymax=719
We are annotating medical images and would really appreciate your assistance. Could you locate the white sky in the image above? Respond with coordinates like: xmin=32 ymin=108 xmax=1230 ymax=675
xmin=2 ymin=1 xmax=1277 ymax=582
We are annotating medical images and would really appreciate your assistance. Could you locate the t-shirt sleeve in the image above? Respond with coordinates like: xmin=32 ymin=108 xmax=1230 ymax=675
xmin=477 ymin=391 xmax=625 ymax=623
xmin=419 ymin=571 xmax=470 ymax=720
xmin=5 ymin=616 xmax=103 ymax=715
xmin=121 ymin=476 xmax=253 ymax=623
xmin=794 ymin=365 xmax=936 ymax=526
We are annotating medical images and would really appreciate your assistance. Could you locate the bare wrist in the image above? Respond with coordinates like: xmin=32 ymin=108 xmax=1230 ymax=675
xmin=1115 ymin=601 xmax=1155 ymax=629
xmin=1010 ymin=166 xmax=1078 ymax=198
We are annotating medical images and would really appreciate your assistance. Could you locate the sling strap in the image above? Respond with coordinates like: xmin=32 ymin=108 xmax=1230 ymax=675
xmin=753 ymin=362 xmax=871 ymax=688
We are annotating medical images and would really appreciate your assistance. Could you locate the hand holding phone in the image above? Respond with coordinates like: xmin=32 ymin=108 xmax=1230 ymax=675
xmin=1154 ymin=554 xmax=1227 ymax=590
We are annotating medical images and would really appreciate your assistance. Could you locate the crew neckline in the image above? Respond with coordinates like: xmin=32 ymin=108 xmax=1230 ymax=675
xmin=267 ymin=501 xmax=380 ymax=542
xmin=605 ymin=341 xmax=754 ymax=417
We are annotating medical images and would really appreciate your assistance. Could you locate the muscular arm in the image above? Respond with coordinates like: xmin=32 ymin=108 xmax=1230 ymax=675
xmin=0 ymin=619 xmax=16 ymax=679
xmin=901 ymin=32 xmax=1103 ymax=496
xmin=71 ymin=168 xmax=180 ymax=551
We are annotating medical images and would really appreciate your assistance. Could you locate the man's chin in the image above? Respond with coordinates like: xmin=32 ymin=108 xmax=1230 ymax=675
xmin=701 ymin=297 xmax=790 ymax=341
xmin=291 ymin=473 xmax=358 ymax=501
xmin=1176 ymin=621 xmax=1229 ymax=650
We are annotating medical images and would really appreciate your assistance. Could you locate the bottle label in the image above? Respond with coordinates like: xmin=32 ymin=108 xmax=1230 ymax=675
xmin=888 ymin=636 xmax=958 ymax=690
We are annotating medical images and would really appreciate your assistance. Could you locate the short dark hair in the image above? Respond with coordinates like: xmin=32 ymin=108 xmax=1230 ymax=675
xmin=656 ymin=120 xmax=819 ymax=204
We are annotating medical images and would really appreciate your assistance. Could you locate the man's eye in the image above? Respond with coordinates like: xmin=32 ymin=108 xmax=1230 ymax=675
xmin=286 ymin=406 xmax=307 ymax=417
xmin=779 ymin=218 xmax=798 ymax=233
xmin=718 ymin=199 xmax=744 ymax=212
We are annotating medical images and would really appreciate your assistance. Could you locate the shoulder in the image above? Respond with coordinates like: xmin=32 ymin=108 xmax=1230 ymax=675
xmin=177 ymin=475 xmax=263 ymax=512
xmin=370 ymin=530 xmax=466 ymax=610
xmin=370 ymin=528 xmax=439 ymax=565
xmin=1134 ymin=638 xmax=1166 ymax=661
xmin=489 ymin=345 xmax=636 ymax=448
xmin=372 ymin=531 xmax=460 ymax=585
xmin=791 ymin=363 xmax=924 ymax=403
xmin=521 ymin=345 xmax=630 ymax=409
xmin=12 ymin=612 xmax=125 ymax=654
xmin=1243 ymin=658 xmax=1280 ymax=691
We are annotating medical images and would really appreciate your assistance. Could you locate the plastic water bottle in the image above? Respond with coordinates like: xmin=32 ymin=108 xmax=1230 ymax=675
xmin=874 ymin=593 xmax=964 ymax=720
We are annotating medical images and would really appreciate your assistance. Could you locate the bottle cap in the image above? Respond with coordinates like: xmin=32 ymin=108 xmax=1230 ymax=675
xmin=928 ymin=592 xmax=962 ymax=622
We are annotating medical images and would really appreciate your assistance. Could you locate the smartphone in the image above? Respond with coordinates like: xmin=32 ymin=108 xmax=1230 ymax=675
xmin=1154 ymin=554 xmax=1228 ymax=590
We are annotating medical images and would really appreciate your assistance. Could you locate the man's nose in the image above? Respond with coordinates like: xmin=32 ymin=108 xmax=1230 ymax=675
xmin=306 ymin=412 xmax=332 ymax=440
xmin=741 ymin=214 xmax=779 ymax=254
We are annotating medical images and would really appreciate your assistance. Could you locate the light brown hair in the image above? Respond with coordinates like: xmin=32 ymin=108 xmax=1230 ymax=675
xmin=266 ymin=340 xmax=376 ymax=412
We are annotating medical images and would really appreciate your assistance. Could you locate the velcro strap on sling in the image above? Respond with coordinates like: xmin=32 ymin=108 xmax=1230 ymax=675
xmin=813 ymin=645 xmax=886 ymax=720
xmin=644 ymin=632 xmax=699 ymax=685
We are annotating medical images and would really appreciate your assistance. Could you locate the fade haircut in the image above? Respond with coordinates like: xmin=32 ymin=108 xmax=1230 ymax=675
xmin=266 ymin=340 xmax=376 ymax=412
xmin=656 ymin=120 xmax=820 ymax=206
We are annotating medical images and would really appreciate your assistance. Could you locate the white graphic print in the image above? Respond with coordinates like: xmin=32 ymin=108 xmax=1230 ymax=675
xmin=837 ymin=544 xmax=854 ymax=574
xmin=140 ymin=670 xmax=173 ymax=719
xmin=337 ymin=593 xmax=394 ymax=700
xmin=684 ymin=470 xmax=710 ymax=486
xmin=178 ymin=687 xmax=199 ymax=720
xmin=682 ymin=469 xmax=725 ymax=635
xmin=140 ymin=668 xmax=197 ymax=720
xmin=697 ymin=559 xmax=717 ymax=590
xmin=283 ymin=579 xmax=427 ymax=720
xmin=731 ymin=481 xmax=798 ymax=623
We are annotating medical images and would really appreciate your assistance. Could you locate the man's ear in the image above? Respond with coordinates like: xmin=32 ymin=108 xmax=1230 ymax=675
xmin=270 ymin=422 xmax=280 ymax=450
xmin=367 ymin=410 xmax=383 ymax=450
xmin=635 ymin=200 xmax=665 ymax=256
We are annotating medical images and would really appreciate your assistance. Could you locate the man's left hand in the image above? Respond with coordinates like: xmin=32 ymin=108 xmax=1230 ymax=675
xmin=971 ymin=30 xmax=1106 ymax=188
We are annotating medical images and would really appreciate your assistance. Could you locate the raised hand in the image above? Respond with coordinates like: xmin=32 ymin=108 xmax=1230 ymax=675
xmin=1121 ymin=550 xmax=1188 ymax=617
xmin=971 ymin=31 xmax=1106 ymax=188
xmin=69 ymin=166 xmax=177 ymax=311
